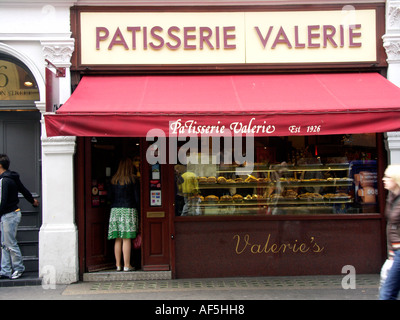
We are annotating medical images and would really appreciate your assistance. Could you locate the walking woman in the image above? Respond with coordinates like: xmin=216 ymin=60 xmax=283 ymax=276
xmin=108 ymin=158 xmax=139 ymax=272
xmin=380 ymin=165 xmax=400 ymax=299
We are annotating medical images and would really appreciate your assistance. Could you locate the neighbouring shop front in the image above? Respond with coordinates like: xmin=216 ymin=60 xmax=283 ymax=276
xmin=45 ymin=3 xmax=400 ymax=279
xmin=0 ymin=53 xmax=42 ymax=277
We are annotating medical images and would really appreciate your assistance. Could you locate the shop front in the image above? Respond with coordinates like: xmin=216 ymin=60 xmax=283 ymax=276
xmin=45 ymin=3 xmax=400 ymax=279
xmin=0 ymin=53 xmax=42 ymax=277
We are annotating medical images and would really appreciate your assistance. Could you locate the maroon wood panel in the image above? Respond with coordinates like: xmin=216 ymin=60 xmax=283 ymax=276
xmin=174 ymin=218 xmax=384 ymax=278
xmin=83 ymin=138 xmax=114 ymax=272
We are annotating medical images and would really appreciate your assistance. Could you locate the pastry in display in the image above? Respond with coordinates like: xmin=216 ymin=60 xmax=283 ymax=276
xmin=207 ymin=176 xmax=216 ymax=183
xmin=245 ymin=175 xmax=257 ymax=183
xmin=205 ymin=195 xmax=219 ymax=202
xmin=217 ymin=176 xmax=227 ymax=184
xmin=220 ymin=195 xmax=233 ymax=202
xmin=270 ymin=194 xmax=284 ymax=199
xmin=198 ymin=177 xmax=207 ymax=183
xmin=244 ymin=194 xmax=253 ymax=200
xmin=235 ymin=178 xmax=244 ymax=183
xmin=232 ymin=194 xmax=244 ymax=201
xmin=226 ymin=179 xmax=235 ymax=184
xmin=252 ymin=194 xmax=266 ymax=200
xmin=283 ymin=189 xmax=298 ymax=199
xmin=324 ymin=193 xmax=351 ymax=199
xmin=298 ymin=192 xmax=323 ymax=199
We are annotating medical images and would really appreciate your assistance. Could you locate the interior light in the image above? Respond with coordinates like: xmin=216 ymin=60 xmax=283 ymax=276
xmin=23 ymin=74 xmax=34 ymax=87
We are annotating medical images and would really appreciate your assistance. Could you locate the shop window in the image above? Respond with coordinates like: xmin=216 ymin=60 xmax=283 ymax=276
xmin=0 ymin=54 xmax=39 ymax=103
xmin=174 ymin=134 xmax=379 ymax=216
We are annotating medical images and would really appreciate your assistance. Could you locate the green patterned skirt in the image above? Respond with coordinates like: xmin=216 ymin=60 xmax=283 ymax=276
xmin=107 ymin=208 xmax=138 ymax=239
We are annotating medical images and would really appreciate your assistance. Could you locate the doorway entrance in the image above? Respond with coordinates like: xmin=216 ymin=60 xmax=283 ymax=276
xmin=83 ymin=137 xmax=141 ymax=271
xmin=0 ymin=111 xmax=41 ymax=275
xmin=81 ymin=137 xmax=173 ymax=274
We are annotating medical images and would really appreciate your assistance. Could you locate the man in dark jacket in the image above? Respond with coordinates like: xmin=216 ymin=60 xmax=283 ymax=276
xmin=0 ymin=154 xmax=39 ymax=280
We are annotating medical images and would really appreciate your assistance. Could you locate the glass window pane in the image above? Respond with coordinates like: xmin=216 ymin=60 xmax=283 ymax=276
xmin=0 ymin=57 xmax=39 ymax=101
xmin=174 ymin=134 xmax=379 ymax=216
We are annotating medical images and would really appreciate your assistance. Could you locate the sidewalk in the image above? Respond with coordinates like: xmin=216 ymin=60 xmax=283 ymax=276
xmin=0 ymin=274 xmax=380 ymax=300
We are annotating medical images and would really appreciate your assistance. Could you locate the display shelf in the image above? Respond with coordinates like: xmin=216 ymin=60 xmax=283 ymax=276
xmin=217 ymin=163 xmax=350 ymax=174
xmin=184 ymin=163 xmax=354 ymax=216
xmin=197 ymin=180 xmax=352 ymax=189
xmin=196 ymin=198 xmax=352 ymax=206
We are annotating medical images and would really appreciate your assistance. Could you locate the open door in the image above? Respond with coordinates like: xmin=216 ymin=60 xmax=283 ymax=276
xmin=83 ymin=137 xmax=141 ymax=272
xmin=0 ymin=111 xmax=42 ymax=275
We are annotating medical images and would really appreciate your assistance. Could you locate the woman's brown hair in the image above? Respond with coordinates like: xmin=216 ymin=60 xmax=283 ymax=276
xmin=111 ymin=158 xmax=135 ymax=185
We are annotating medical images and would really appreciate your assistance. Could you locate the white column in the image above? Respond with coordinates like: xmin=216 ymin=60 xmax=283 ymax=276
xmin=39 ymin=39 xmax=78 ymax=284
xmin=39 ymin=136 xmax=78 ymax=284
xmin=383 ymin=0 xmax=400 ymax=164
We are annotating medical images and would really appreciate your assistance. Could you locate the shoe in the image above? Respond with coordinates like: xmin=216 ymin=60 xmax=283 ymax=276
xmin=123 ymin=266 xmax=135 ymax=272
xmin=11 ymin=271 xmax=23 ymax=280
xmin=116 ymin=266 xmax=122 ymax=272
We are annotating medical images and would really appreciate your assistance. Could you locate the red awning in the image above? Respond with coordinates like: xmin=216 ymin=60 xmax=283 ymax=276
xmin=44 ymin=73 xmax=400 ymax=137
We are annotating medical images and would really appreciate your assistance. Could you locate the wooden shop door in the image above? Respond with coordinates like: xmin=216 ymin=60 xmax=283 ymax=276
xmin=141 ymin=140 xmax=174 ymax=272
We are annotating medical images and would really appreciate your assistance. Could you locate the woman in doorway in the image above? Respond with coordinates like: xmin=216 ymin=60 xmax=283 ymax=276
xmin=108 ymin=158 xmax=138 ymax=272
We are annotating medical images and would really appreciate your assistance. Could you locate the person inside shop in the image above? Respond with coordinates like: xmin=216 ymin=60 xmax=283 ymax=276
xmin=181 ymin=165 xmax=201 ymax=216
xmin=379 ymin=165 xmax=400 ymax=300
xmin=0 ymin=154 xmax=39 ymax=280
xmin=107 ymin=158 xmax=138 ymax=272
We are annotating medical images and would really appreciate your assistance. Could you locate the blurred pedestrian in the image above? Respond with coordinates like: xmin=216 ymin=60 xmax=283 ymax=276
xmin=380 ymin=165 xmax=400 ymax=300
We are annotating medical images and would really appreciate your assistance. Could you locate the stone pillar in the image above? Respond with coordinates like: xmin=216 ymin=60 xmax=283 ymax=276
xmin=383 ymin=0 xmax=400 ymax=164
xmin=39 ymin=136 xmax=78 ymax=284
xmin=39 ymin=39 xmax=79 ymax=284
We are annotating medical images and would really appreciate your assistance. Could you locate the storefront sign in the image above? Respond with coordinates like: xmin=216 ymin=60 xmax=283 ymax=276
xmin=80 ymin=9 xmax=377 ymax=65
xmin=169 ymin=118 xmax=276 ymax=135
xmin=168 ymin=118 xmax=324 ymax=136
xmin=233 ymin=234 xmax=325 ymax=255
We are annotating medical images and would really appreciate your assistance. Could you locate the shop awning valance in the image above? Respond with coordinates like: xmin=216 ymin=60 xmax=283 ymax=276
xmin=44 ymin=73 xmax=400 ymax=137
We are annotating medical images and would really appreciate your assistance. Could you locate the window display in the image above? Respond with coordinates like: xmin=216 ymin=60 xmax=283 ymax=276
xmin=175 ymin=134 xmax=379 ymax=216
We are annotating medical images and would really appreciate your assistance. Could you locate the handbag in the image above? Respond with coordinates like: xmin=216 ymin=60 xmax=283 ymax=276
xmin=133 ymin=233 xmax=142 ymax=249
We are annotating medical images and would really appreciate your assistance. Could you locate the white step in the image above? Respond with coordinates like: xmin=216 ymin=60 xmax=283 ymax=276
xmin=83 ymin=270 xmax=171 ymax=282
